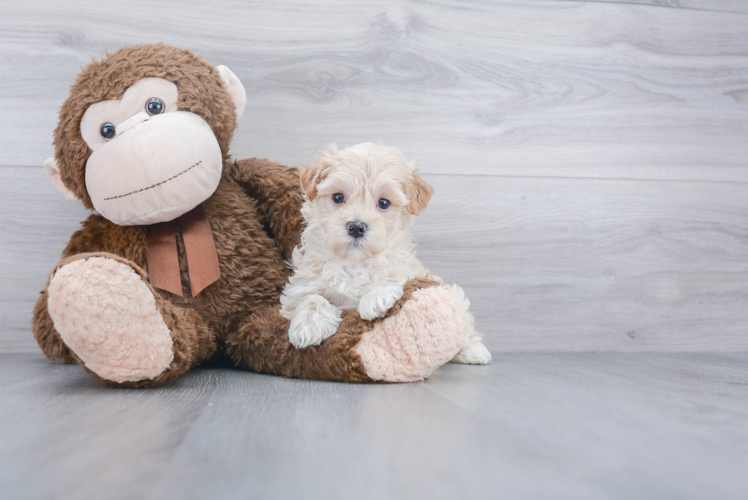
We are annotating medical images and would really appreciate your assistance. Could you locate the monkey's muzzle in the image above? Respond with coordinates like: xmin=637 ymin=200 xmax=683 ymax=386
xmin=85 ymin=111 xmax=223 ymax=226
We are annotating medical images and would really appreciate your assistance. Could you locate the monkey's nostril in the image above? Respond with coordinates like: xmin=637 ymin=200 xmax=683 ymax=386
xmin=346 ymin=221 xmax=367 ymax=239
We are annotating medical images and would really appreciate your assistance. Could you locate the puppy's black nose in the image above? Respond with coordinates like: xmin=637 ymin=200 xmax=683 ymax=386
xmin=347 ymin=221 xmax=367 ymax=239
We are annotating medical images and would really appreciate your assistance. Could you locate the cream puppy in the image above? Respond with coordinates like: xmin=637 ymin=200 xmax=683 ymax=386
xmin=280 ymin=143 xmax=491 ymax=365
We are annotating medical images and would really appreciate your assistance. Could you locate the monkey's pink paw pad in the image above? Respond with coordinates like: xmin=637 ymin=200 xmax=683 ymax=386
xmin=356 ymin=286 xmax=465 ymax=382
xmin=47 ymin=257 xmax=173 ymax=383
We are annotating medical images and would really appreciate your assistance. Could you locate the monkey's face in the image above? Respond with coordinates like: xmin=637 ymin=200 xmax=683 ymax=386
xmin=80 ymin=78 xmax=224 ymax=225
xmin=46 ymin=45 xmax=247 ymax=226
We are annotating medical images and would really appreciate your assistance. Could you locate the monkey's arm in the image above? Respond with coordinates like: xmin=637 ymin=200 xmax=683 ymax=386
xmin=228 ymin=158 xmax=304 ymax=260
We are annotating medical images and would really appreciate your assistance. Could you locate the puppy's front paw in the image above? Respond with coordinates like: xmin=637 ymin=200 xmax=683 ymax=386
xmin=358 ymin=285 xmax=404 ymax=321
xmin=288 ymin=294 xmax=342 ymax=348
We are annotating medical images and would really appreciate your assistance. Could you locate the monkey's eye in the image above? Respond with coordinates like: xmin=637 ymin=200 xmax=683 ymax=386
xmin=378 ymin=198 xmax=390 ymax=210
xmin=146 ymin=97 xmax=165 ymax=116
xmin=332 ymin=193 xmax=345 ymax=204
xmin=100 ymin=122 xmax=115 ymax=140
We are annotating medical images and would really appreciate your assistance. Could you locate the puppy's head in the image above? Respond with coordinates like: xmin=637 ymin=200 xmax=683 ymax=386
xmin=300 ymin=142 xmax=434 ymax=261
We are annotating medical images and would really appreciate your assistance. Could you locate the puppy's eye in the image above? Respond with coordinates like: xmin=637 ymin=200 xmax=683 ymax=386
xmin=378 ymin=198 xmax=390 ymax=210
xmin=146 ymin=97 xmax=165 ymax=116
xmin=100 ymin=122 xmax=115 ymax=140
xmin=332 ymin=193 xmax=345 ymax=204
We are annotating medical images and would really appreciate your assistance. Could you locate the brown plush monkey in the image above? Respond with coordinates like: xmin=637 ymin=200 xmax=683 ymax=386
xmin=32 ymin=44 xmax=465 ymax=388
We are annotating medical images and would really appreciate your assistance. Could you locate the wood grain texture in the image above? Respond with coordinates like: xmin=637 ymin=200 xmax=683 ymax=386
xmin=1 ymin=352 xmax=747 ymax=499
xmin=1 ymin=0 xmax=747 ymax=353
xmin=3 ymin=166 xmax=747 ymax=353
xmin=0 ymin=0 xmax=747 ymax=180
xmin=587 ymin=1 xmax=748 ymax=14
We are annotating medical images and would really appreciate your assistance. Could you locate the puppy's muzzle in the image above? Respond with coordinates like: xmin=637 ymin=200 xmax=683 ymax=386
xmin=347 ymin=221 xmax=367 ymax=239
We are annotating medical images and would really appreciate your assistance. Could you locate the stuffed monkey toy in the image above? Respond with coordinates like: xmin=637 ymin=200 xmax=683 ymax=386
xmin=31 ymin=44 xmax=466 ymax=388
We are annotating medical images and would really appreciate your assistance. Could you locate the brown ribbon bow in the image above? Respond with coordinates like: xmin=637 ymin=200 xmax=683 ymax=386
xmin=145 ymin=204 xmax=221 ymax=297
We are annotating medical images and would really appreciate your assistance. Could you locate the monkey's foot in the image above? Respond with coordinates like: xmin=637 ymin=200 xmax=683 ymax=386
xmin=355 ymin=286 xmax=465 ymax=382
xmin=47 ymin=256 xmax=173 ymax=383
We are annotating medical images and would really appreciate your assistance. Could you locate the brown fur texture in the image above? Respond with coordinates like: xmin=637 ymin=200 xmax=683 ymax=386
xmin=226 ymin=278 xmax=438 ymax=382
xmin=227 ymin=159 xmax=304 ymax=259
xmin=32 ymin=44 xmax=455 ymax=388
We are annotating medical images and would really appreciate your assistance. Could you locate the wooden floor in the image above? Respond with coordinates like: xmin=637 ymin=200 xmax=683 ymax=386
xmin=1 ymin=352 xmax=747 ymax=499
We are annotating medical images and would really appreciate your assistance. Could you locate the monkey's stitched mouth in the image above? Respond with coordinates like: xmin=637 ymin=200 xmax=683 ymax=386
xmin=103 ymin=160 xmax=202 ymax=201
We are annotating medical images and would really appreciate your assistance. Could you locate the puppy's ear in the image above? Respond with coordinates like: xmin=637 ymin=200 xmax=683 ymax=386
xmin=300 ymin=145 xmax=337 ymax=201
xmin=406 ymin=173 xmax=434 ymax=216
xmin=299 ymin=165 xmax=323 ymax=201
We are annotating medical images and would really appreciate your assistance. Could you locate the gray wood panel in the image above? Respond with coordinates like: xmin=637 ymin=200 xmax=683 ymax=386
xmin=3 ymin=166 xmax=747 ymax=352
xmin=590 ymin=0 xmax=748 ymax=13
xmin=1 ymin=0 xmax=747 ymax=353
xmin=0 ymin=0 xmax=746 ymax=180
xmin=1 ymin=352 xmax=747 ymax=499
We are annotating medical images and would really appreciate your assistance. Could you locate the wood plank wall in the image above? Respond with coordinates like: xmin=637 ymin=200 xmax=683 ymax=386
xmin=1 ymin=0 xmax=747 ymax=353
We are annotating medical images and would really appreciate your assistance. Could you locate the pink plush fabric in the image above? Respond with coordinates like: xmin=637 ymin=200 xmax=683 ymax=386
xmin=47 ymin=257 xmax=173 ymax=383
xmin=356 ymin=286 xmax=466 ymax=382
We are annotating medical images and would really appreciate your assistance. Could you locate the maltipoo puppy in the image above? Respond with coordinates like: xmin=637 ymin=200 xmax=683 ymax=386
xmin=280 ymin=142 xmax=491 ymax=365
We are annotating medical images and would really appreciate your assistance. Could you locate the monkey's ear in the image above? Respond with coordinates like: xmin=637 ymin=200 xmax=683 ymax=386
xmin=407 ymin=173 xmax=434 ymax=216
xmin=216 ymin=65 xmax=247 ymax=122
xmin=44 ymin=157 xmax=77 ymax=201
xmin=299 ymin=165 xmax=323 ymax=201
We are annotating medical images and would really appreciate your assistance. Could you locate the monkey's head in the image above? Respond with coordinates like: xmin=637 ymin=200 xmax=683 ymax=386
xmin=45 ymin=44 xmax=247 ymax=225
